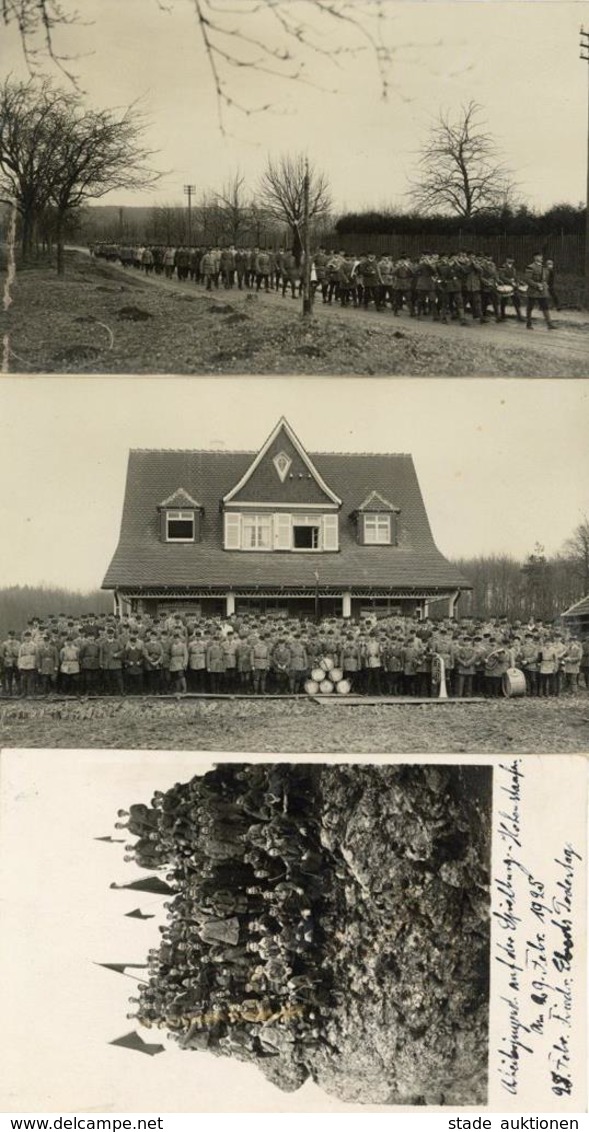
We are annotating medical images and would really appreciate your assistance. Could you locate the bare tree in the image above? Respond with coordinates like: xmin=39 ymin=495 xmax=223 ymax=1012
xmin=408 ymin=101 xmax=517 ymax=218
xmin=4 ymin=1 xmax=405 ymax=129
xmin=0 ymin=78 xmax=65 ymax=256
xmin=562 ymin=516 xmax=589 ymax=595
xmin=1 ymin=0 xmax=79 ymax=80
xmin=215 ymin=170 xmax=251 ymax=246
xmin=259 ymin=152 xmax=331 ymax=260
xmin=0 ymin=79 xmax=160 ymax=273
xmin=45 ymin=96 xmax=160 ymax=273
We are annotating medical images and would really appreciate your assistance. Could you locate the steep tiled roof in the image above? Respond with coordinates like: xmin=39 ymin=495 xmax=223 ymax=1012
xmin=562 ymin=594 xmax=589 ymax=619
xmin=158 ymin=487 xmax=202 ymax=509
xmin=355 ymin=490 xmax=400 ymax=513
xmin=102 ymin=449 xmax=470 ymax=591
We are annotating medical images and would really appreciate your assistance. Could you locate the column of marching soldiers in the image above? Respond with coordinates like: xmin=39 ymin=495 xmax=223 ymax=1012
xmin=1 ymin=609 xmax=586 ymax=698
xmin=92 ymin=242 xmax=560 ymax=329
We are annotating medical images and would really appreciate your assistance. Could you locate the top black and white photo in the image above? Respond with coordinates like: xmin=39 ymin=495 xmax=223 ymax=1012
xmin=1 ymin=0 xmax=588 ymax=376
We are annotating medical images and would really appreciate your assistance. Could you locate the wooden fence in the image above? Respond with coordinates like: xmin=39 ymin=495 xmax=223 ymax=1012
xmin=326 ymin=231 xmax=585 ymax=274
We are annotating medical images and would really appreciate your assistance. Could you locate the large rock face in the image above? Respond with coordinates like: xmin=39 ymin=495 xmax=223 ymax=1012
xmin=120 ymin=762 xmax=491 ymax=1106
xmin=309 ymin=764 xmax=491 ymax=1105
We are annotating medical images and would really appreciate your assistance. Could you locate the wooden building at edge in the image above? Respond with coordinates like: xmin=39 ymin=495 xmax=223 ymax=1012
xmin=102 ymin=418 xmax=471 ymax=620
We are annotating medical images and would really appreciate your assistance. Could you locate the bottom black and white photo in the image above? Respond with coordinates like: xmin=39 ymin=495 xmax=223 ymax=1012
xmin=0 ymin=749 xmax=585 ymax=1114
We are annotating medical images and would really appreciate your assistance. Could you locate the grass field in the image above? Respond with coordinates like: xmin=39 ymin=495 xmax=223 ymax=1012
xmin=3 ymin=251 xmax=588 ymax=376
xmin=1 ymin=693 xmax=588 ymax=752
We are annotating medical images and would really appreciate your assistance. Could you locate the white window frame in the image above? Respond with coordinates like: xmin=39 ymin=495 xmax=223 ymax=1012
xmin=363 ymin=513 xmax=391 ymax=545
xmin=242 ymin=513 xmax=273 ymax=551
xmin=166 ymin=509 xmax=195 ymax=543
xmin=224 ymin=511 xmax=339 ymax=552
xmin=292 ymin=515 xmax=322 ymax=552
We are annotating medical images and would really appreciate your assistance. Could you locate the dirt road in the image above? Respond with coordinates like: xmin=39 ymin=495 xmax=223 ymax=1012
xmin=5 ymin=250 xmax=588 ymax=375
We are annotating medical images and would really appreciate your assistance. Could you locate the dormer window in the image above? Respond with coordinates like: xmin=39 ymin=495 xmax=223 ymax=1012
xmin=363 ymin=514 xmax=391 ymax=545
xmin=166 ymin=510 xmax=195 ymax=542
xmin=158 ymin=488 xmax=202 ymax=544
xmin=352 ymin=490 xmax=400 ymax=547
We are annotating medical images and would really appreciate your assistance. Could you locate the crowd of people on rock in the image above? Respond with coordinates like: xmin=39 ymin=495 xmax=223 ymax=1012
xmin=91 ymin=243 xmax=561 ymax=330
xmin=120 ymin=764 xmax=333 ymax=1071
xmin=1 ymin=608 xmax=586 ymax=698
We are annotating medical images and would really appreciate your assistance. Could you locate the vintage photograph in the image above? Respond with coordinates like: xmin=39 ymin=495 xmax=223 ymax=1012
xmin=1 ymin=750 xmax=585 ymax=1113
xmin=0 ymin=375 xmax=588 ymax=752
xmin=1 ymin=1 xmax=588 ymax=376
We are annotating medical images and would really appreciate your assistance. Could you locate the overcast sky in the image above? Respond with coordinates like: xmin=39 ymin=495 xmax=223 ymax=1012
xmin=0 ymin=376 xmax=587 ymax=592
xmin=2 ymin=0 xmax=588 ymax=213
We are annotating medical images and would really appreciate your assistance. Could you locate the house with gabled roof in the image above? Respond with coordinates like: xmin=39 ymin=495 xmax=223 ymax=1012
xmin=102 ymin=417 xmax=470 ymax=620
xmin=561 ymin=594 xmax=589 ymax=635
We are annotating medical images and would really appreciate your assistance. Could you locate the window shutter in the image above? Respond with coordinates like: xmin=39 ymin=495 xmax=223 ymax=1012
xmin=274 ymin=512 xmax=291 ymax=550
xmin=224 ymin=512 xmax=241 ymax=550
xmin=159 ymin=510 xmax=168 ymax=542
xmin=358 ymin=515 xmax=366 ymax=545
xmin=322 ymin=513 xmax=339 ymax=551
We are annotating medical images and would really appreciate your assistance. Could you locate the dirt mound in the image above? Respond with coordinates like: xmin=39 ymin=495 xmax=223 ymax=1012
xmin=225 ymin=312 xmax=250 ymax=325
xmin=51 ymin=343 xmax=102 ymax=365
xmin=117 ymin=305 xmax=153 ymax=322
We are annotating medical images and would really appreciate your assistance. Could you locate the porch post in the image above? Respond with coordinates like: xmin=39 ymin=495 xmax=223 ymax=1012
xmin=226 ymin=591 xmax=236 ymax=617
xmin=342 ymin=591 xmax=352 ymax=618
xmin=448 ymin=590 xmax=460 ymax=619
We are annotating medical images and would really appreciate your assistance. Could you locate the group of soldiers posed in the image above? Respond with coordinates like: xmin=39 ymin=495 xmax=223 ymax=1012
xmin=120 ymin=763 xmax=333 ymax=1073
xmin=92 ymin=241 xmax=559 ymax=330
xmin=2 ymin=608 xmax=586 ymax=699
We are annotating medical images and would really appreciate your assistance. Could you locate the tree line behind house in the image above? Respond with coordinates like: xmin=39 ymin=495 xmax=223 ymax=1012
xmin=1 ymin=520 xmax=587 ymax=639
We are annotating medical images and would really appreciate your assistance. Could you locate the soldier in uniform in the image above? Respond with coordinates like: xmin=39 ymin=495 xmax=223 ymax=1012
xmin=437 ymin=254 xmax=467 ymax=325
xmin=520 ymin=632 xmax=540 ymax=696
xmin=462 ymin=251 xmax=484 ymax=323
xmin=1 ymin=630 xmax=21 ymax=696
xmin=281 ymin=251 xmax=300 ymax=299
xmin=100 ymin=627 xmax=125 ymax=695
xmin=271 ymin=636 xmax=291 ymax=692
xmin=413 ymin=252 xmax=439 ymax=320
xmin=391 ymin=253 xmax=415 ymax=316
xmin=251 ymin=633 xmax=271 ymax=694
xmin=206 ymin=631 xmax=226 ymax=694
xmin=288 ymin=633 xmax=308 ymax=694
xmin=254 ymin=249 xmax=271 ymax=292
xmin=124 ymin=632 xmax=145 ymax=694
xmin=357 ymin=253 xmax=382 ymax=310
xmin=497 ymin=256 xmax=524 ymax=322
xmin=18 ymin=630 xmax=38 ymax=697
xmin=377 ymin=254 xmax=395 ymax=310
xmin=79 ymin=629 xmax=102 ymax=694
xmin=36 ymin=632 xmax=60 ymax=695
xmin=524 ymin=253 xmax=555 ymax=330
xmin=562 ymin=637 xmax=583 ymax=694
xmin=59 ymin=635 xmax=80 ymax=694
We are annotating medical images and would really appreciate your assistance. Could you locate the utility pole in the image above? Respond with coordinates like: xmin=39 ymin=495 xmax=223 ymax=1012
xmin=581 ymin=27 xmax=589 ymax=310
xmin=302 ymin=157 xmax=313 ymax=318
xmin=183 ymin=183 xmax=196 ymax=246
